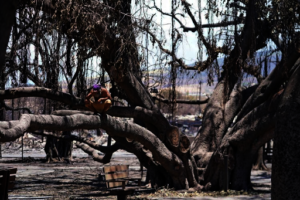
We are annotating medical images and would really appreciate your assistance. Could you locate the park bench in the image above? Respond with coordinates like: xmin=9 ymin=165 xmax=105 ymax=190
xmin=101 ymin=165 xmax=143 ymax=200
xmin=0 ymin=167 xmax=17 ymax=200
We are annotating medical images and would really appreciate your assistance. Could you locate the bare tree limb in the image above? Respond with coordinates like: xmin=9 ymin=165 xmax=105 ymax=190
xmin=0 ymin=87 xmax=84 ymax=109
xmin=76 ymin=141 xmax=115 ymax=164
xmin=149 ymin=1 xmax=244 ymax=33
xmin=39 ymin=130 xmax=117 ymax=154
xmin=236 ymin=53 xmax=300 ymax=122
xmin=0 ymin=113 xmax=185 ymax=177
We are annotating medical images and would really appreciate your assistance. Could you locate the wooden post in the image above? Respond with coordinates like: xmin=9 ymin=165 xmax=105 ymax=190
xmin=0 ymin=169 xmax=10 ymax=200
xmin=224 ymin=155 xmax=228 ymax=192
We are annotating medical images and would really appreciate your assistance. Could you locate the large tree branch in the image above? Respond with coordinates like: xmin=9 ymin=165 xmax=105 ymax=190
xmin=203 ymin=87 xmax=281 ymax=190
xmin=39 ymin=130 xmax=118 ymax=154
xmin=51 ymin=108 xmax=173 ymax=184
xmin=0 ymin=113 xmax=185 ymax=177
xmin=236 ymin=53 xmax=300 ymax=122
xmin=107 ymin=106 xmax=170 ymax=141
xmin=76 ymin=141 xmax=117 ymax=164
xmin=222 ymin=91 xmax=280 ymax=153
xmin=0 ymin=87 xmax=84 ymax=109
xmin=191 ymin=81 xmax=257 ymax=159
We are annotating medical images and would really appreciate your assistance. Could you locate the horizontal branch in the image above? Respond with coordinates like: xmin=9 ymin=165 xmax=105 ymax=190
xmin=152 ymin=96 xmax=209 ymax=105
xmin=39 ymin=130 xmax=118 ymax=154
xmin=182 ymin=20 xmax=245 ymax=32
xmin=76 ymin=142 xmax=117 ymax=164
xmin=53 ymin=107 xmax=170 ymax=133
xmin=106 ymin=106 xmax=170 ymax=141
xmin=52 ymin=108 xmax=171 ymax=142
xmin=52 ymin=110 xmax=93 ymax=116
xmin=0 ymin=87 xmax=84 ymax=109
xmin=0 ymin=113 xmax=184 ymax=176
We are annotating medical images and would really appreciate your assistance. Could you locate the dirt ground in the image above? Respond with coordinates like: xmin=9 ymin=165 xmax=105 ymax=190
xmin=1 ymin=156 xmax=148 ymax=199
xmin=0 ymin=145 xmax=271 ymax=200
xmin=0 ymin=141 xmax=149 ymax=200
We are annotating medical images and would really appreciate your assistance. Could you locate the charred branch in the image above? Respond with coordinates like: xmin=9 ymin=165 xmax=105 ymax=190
xmin=236 ymin=51 xmax=300 ymax=122
xmin=75 ymin=142 xmax=114 ymax=164
xmin=0 ymin=87 xmax=84 ymax=109
xmin=0 ymin=113 xmax=186 ymax=178
xmin=150 ymin=1 xmax=244 ymax=33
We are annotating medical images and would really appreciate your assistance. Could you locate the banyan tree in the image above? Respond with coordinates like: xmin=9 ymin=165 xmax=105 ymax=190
xmin=0 ymin=0 xmax=300 ymax=199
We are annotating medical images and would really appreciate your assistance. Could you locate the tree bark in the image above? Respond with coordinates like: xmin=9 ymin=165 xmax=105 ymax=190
xmin=0 ymin=1 xmax=17 ymax=158
xmin=0 ymin=1 xmax=17 ymax=73
xmin=45 ymin=131 xmax=73 ymax=162
xmin=44 ymin=98 xmax=74 ymax=162
xmin=0 ymin=87 xmax=83 ymax=109
xmin=272 ymin=60 xmax=300 ymax=200
xmin=0 ymin=113 xmax=193 ymax=189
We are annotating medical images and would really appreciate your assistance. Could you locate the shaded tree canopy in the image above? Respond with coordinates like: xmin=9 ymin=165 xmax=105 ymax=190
xmin=0 ymin=0 xmax=300 ymax=198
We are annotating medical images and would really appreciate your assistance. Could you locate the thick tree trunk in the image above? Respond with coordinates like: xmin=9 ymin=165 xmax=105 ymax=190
xmin=230 ymin=151 xmax=254 ymax=190
xmin=272 ymin=110 xmax=300 ymax=199
xmin=94 ymin=0 xmax=198 ymax=189
xmin=44 ymin=98 xmax=73 ymax=162
xmin=202 ymin=85 xmax=278 ymax=190
xmin=45 ymin=131 xmax=73 ymax=162
xmin=0 ymin=1 xmax=17 ymax=72
xmin=0 ymin=1 xmax=16 ymax=158
xmin=272 ymin=61 xmax=300 ymax=200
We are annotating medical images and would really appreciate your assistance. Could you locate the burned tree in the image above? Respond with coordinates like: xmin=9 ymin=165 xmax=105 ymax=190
xmin=0 ymin=0 xmax=300 ymax=199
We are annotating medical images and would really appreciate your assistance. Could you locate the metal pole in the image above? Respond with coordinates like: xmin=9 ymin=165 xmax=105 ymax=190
xmin=224 ymin=155 xmax=228 ymax=192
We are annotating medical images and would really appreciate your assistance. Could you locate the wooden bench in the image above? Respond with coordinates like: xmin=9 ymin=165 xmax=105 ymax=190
xmin=0 ymin=168 xmax=17 ymax=200
xmin=101 ymin=165 xmax=142 ymax=200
